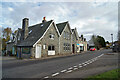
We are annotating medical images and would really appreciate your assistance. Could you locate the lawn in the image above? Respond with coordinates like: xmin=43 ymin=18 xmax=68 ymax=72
xmin=85 ymin=68 xmax=120 ymax=80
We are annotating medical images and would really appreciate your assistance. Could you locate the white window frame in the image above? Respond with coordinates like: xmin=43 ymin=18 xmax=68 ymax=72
xmin=48 ymin=45 xmax=55 ymax=51
xmin=49 ymin=33 xmax=54 ymax=40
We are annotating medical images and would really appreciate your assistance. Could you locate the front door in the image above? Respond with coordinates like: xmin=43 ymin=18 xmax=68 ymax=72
xmin=72 ymin=44 xmax=75 ymax=53
xmin=35 ymin=44 xmax=41 ymax=58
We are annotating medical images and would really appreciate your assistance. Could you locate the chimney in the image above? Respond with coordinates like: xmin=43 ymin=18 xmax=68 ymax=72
xmin=22 ymin=18 xmax=29 ymax=40
xmin=42 ymin=17 xmax=46 ymax=23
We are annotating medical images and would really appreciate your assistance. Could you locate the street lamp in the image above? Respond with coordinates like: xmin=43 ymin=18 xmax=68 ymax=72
xmin=111 ymin=34 xmax=113 ymax=46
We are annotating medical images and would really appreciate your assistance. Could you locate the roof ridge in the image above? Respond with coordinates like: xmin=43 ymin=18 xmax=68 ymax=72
xmin=56 ymin=21 xmax=68 ymax=25
xmin=29 ymin=20 xmax=53 ymax=28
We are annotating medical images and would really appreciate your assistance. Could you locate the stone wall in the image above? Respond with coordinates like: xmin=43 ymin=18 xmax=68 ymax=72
xmin=72 ymin=31 xmax=77 ymax=53
xmin=60 ymin=24 xmax=72 ymax=54
xmin=36 ymin=23 xmax=59 ymax=57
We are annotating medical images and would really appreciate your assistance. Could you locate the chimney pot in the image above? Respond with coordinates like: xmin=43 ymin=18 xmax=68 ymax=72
xmin=42 ymin=16 xmax=46 ymax=23
xmin=43 ymin=17 xmax=46 ymax=20
xmin=22 ymin=18 xmax=29 ymax=40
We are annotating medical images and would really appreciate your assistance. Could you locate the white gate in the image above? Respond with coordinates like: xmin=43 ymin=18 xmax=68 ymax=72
xmin=35 ymin=44 xmax=41 ymax=58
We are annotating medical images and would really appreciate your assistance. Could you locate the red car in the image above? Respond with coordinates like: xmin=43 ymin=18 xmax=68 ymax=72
xmin=90 ymin=48 xmax=96 ymax=51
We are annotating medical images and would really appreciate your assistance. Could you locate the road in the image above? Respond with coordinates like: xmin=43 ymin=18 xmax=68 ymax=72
xmin=2 ymin=49 xmax=118 ymax=78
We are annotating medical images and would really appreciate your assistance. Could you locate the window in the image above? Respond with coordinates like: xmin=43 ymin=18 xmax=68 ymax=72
xmin=49 ymin=34 xmax=54 ymax=39
xmin=22 ymin=48 xmax=30 ymax=54
xmin=66 ymin=32 xmax=68 ymax=39
xmin=48 ymin=45 xmax=55 ymax=50
xmin=67 ymin=43 xmax=68 ymax=51
xmin=63 ymin=43 xmax=70 ymax=51
xmin=68 ymin=33 xmax=70 ymax=39
xmin=68 ymin=44 xmax=70 ymax=50
xmin=64 ymin=32 xmax=70 ymax=39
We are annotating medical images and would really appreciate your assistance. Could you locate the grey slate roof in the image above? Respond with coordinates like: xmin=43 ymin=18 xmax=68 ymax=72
xmin=17 ymin=20 xmax=53 ymax=47
xmin=56 ymin=21 xmax=68 ymax=35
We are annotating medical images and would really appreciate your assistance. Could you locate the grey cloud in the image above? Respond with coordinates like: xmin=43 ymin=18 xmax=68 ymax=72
xmin=2 ymin=2 xmax=118 ymax=41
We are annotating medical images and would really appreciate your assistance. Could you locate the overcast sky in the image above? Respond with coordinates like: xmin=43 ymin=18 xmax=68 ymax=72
xmin=0 ymin=1 xmax=118 ymax=42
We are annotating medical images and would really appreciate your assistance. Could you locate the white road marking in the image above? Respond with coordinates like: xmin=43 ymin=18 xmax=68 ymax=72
xmin=95 ymin=58 xmax=97 ymax=60
xmin=44 ymin=76 xmax=49 ymax=78
xmin=82 ymin=63 xmax=85 ymax=65
xmin=68 ymin=67 xmax=73 ymax=70
xmin=66 ymin=70 xmax=73 ymax=73
xmin=83 ymin=64 xmax=87 ymax=66
xmin=85 ymin=61 xmax=89 ymax=63
xmin=79 ymin=64 xmax=82 ymax=65
xmin=79 ymin=66 xmax=82 ymax=68
xmin=44 ymin=54 xmax=104 ymax=78
xmin=89 ymin=61 xmax=93 ymax=63
xmin=52 ymin=72 xmax=59 ymax=77
xmin=61 ymin=69 xmax=67 ymax=73
xmin=87 ymin=62 xmax=90 ymax=64
xmin=73 ymin=68 xmax=78 ymax=70
xmin=88 ymin=59 xmax=91 ymax=61
xmin=74 ymin=65 xmax=77 ymax=67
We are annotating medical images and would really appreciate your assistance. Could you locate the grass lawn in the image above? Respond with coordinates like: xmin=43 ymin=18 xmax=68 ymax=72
xmin=85 ymin=68 xmax=120 ymax=80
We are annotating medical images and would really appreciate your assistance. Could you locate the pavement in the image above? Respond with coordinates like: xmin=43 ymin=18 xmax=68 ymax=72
xmin=2 ymin=49 xmax=118 ymax=79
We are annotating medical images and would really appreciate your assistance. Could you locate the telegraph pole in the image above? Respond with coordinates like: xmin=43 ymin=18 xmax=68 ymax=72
xmin=111 ymin=34 xmax=113 ymax=46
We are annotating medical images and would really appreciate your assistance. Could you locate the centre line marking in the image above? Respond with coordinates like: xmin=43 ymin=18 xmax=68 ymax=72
xmin=52 ymin=72 xmax=59 ymax=77
xmin=83 ymin=64 xmax=87 ymax=66
xmin=85 ymin=61 xmax=88 ymax=63
xmin=68 ymin=67 xmax=73 ymax=70
xmin=66 ymin=70 xmax=73 ymax=73
xmin=90 ymin=61 xmax=93 ymax=63
xmin=73 ymin=68 xmax=78 ymax=70
xmin=61 ymin=69 xmax=67 ymax=73
xmin=44 ymin=76 xmax=49 ymax=78
xmin=82 ymin=63 xmax=85 ymax=65
xmin=73 ymin=66 xmax=77 ymax=68
xmin=79 ymin=66 xmax=82 ymax=68
xmin=79 ymin=64 xmax=82 ymax=65
xmin=87 ymin=63 xmax=90 ymax=64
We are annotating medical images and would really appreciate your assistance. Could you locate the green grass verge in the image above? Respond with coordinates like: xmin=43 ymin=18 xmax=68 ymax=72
xmin=85 ymin=68 xmax=120 ymax=80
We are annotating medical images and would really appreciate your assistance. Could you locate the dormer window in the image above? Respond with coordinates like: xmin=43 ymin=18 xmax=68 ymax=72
xmin=49 ymin=33 xmax=54 ymax=39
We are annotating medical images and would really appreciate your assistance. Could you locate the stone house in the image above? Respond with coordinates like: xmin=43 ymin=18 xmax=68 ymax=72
xmin=78 ymin=35 xmax=87 ymax=52
xmin=71 ymin=28 xmax=79 ymax=53
xmin=17 ymin=17 xmax=60 ymax=58
xmin=8 ymin=17 xmax=87 ymax=59
xmin=56 ymin=21 xmax=72 ymax=55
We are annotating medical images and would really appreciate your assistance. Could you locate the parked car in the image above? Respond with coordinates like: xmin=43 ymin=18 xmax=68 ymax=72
xmin=90 ymin=47 xmax=96 ymax=51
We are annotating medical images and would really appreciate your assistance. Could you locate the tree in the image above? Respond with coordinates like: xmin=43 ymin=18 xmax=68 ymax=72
xmin=2 ymin=38 xmax=6 ymax=50
xmin=3 ymin=27 xmax=12 ymax=41
xmin=91 ymin=35 xmax=106 ymax=49
xmin=2 ymin=27 xmax=12 ymax=50
xmin=96 ymin=35 xmax=106 ymax=48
